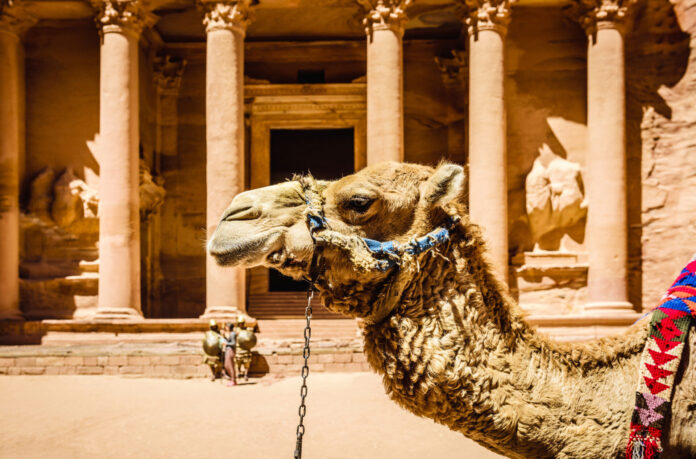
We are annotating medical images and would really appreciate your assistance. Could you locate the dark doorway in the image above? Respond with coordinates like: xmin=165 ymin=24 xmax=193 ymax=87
xmin=269 ymin=128 xmax=354 ymax=292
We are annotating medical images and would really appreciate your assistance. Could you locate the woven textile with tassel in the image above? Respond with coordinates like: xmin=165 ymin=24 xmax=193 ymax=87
xmin=626 ymin=255 xmax=696 ymax=459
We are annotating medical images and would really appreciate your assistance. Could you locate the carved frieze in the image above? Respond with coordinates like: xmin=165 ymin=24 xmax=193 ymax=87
xmin=358 ymin=0 xmax=411 ymax=36
xmin=93 ymin=0 xmax=156 ymax=37
xmin=0 ymin=0 xmax=37 ymax=36
xmin=245 ymin=83 xmax=366 ymax=98
xmin=153 ymin=54 xmax=186 ymax=93
xmin=197 ymin=0 xmax=255 ymax=34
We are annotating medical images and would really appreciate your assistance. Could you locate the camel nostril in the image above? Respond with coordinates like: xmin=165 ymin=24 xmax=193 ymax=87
xmin=222 ymin=205 xmax=261 ymax=222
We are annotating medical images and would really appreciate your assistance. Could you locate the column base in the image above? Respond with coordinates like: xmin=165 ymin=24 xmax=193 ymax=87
xmin=583 ymin=301 xmax=635 ymax=314
xmin=200 ymin=306 xmax=243 ymax=321
xmin=92 ymin=308 xmax=144 ymax=320
xmin=0 ymin=311 xmax=24 ymax=321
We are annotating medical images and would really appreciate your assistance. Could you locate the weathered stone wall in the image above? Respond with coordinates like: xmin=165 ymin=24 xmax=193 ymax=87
xmin=0 ymin=346 xmax=370 ymax=378
xmin=631 ymin=0 xmax=695 ymax=310
xmin=23 ymin=22 xmax=100 ymax=197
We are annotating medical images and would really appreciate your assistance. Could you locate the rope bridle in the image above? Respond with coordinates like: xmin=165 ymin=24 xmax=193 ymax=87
xmin=292 ymin=177 xmax=460 ymax=458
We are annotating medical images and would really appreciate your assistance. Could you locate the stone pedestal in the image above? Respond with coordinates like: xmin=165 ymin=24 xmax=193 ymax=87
xmin=362 ymin=0 xmax=408 ymax=164
xmin=0 ymin=3 xmax=35 ymax=320
xmin=198 ymin=0 xmax=253 ymax=319
xmin=581 ymin=2 xmax=633 ymax=313
xmin=94 ymin=0 xmax=154 ymax=319
xmin=514 ymin=251 xmax=588 ymax=314
xmin=465 ymin=1 xmax=511 ymax=281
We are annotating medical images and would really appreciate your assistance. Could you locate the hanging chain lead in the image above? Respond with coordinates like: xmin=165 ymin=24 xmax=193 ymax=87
xmin=294 ymin=287 xmax=313 ymax=459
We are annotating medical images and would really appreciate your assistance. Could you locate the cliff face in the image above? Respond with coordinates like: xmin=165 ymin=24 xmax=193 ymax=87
xmin=630 ymin=0 xmax=696 ymax=309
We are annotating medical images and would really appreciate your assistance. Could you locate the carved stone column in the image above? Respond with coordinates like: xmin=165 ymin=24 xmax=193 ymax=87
xmin=0 ymin=0 xmax=35 ymax=319
xmin=361 ymin=0 xmax=409 ymax=164
xmin=93 ymin=0 xmax=155 ymax=319
xmin=149 ymin=55 xmax=185 ymax=318
xmin=198 ymin=0 xmax=253 ymax=319
xmin=463 ymin=0 xmax=513 ymax=281
xmin=579 ymin=0 xmax=634 ymax=312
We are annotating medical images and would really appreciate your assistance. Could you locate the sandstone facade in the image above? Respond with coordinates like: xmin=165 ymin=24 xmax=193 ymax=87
xmin=0 ymin=0 xmax=694 ymax=338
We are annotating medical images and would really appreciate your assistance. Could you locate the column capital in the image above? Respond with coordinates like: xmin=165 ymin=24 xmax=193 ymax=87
xmin=93 ymin=0 xmax=157 ymax=38
xmin=458 ymin=0 xmax=514 ymax=36
xmin=570 ymin=0 xmax=638 ymax=35
xmin=153 ymin=54 xmax=186 ymax=94
xmin=0 ymin=0 xmax=37 ymax=38
xmin=197 ymin=0 xmax=255 ymax=34
xmin=359 ymin=0 xmax=411 ymax=37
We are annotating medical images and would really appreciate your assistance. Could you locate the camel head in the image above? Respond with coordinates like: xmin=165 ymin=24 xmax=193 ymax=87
xmin=208 ymin=161 xmax=466 ymax=321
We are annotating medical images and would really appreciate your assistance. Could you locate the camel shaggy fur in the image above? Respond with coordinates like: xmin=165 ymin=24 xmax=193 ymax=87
xmin=207 ymin=162 xmax=696 ymax=459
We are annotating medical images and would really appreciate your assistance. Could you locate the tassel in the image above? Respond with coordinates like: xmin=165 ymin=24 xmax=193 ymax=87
xmin=643 ymin=437 xmax=660 ymax=459
xmin=626 ymin=431 xmax=644 ymax=459
xmin=626 ymin=428 xmax=662 ymax=459
xmin=630 ymin=440 xmax=644 ymax=459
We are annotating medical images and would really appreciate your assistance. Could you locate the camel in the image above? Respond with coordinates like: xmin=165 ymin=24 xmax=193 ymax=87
xmin=207 ymin=162 xmax=696 ymax=459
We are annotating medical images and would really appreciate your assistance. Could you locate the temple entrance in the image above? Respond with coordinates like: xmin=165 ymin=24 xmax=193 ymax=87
xmin=245 ymin=82 xmax=366 ymax=318
xmin=268 ymin=128 xmax=355 ymax=293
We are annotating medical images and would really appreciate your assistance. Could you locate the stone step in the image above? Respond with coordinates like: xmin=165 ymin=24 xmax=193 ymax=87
xmin=0 ymin=342 xmax=369 ymax=379
xmin=79 ymin=260 xmax=99 ymax=272
xmin=0 ymin=318 xmax=361 ymax=345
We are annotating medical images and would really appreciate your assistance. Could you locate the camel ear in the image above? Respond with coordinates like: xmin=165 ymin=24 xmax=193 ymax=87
xmin=421 ymin=163 xmax=465 ymax=206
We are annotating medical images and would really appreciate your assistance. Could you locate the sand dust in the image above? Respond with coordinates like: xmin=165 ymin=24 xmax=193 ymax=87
xmin=0 ymin=372 xmax=503 ymax=459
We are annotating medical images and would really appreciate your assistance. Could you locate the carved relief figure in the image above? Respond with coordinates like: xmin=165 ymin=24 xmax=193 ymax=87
xmin=52 ymin=168 xmax=99 ymax=227
xmin=525 ymin=142 xmax=586 ymax=251
xmin=26 ymin=163 xmax=165 ymax=225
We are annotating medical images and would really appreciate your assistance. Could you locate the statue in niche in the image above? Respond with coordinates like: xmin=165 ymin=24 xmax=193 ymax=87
xmin=525 ymin=141 xmax=586 ymax=251
xmin=52 ymin=168 xmax=99 ymax=227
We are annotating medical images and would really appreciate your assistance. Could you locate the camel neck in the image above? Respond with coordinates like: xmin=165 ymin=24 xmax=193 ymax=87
xmin=360 ymin=224 xmax=646 ymax=458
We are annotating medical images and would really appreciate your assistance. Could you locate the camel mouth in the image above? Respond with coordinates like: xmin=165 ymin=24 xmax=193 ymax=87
xmin=208 ymin=228 xmax=284 ymax=267
xmin=266 ymin=248 xmax=310 ymax=280
xmin=266 ymin=249 xmax=308 ymax=270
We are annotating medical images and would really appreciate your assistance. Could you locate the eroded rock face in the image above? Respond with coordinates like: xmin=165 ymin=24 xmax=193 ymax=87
xmin=525 ymin=144 xmax=587 ymax=250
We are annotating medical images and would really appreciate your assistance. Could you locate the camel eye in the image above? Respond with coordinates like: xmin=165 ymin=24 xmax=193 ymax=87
xmin=345 ymin=196 xmax=374 ymax=214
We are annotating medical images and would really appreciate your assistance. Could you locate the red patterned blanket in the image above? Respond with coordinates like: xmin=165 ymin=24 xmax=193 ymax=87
xmin=626 ymin=256 xmax=696 ymax=459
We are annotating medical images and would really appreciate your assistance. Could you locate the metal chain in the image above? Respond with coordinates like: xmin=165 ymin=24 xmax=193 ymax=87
xmin=293 ymin=288 xmax=313 ymax=459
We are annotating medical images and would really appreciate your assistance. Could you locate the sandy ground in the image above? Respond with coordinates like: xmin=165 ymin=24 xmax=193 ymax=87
xmin=0 ymin=373 xmax=504 ymax=459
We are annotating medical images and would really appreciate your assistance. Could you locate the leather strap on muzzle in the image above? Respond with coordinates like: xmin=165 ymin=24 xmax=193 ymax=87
xmin=301 ymin=177 xmax=327 ymax=284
